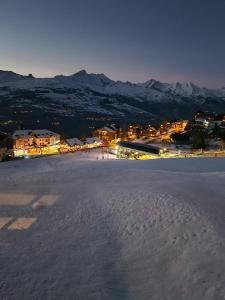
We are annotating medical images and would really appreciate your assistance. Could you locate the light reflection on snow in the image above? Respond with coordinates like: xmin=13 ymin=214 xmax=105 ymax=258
xmin=32 ymin=195 xmax=58 ymax=209
xmin=0 ymin=193 xmax=35 ymax=205
xmin=0 ymin=217 xmax=13 ymax=229
xmin=8 ymin=218 xmax=37 ymax=230
xmin=0 ymin=193 xmax=59 ymax=230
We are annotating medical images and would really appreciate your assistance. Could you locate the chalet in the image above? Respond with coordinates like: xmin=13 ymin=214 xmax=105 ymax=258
xmin=145 ymin=126 xmax=158 ymax=138
xmin=159 ymin=121 xmax=172 ymax=134
xmin=66 ymin=138 xmax=83 ymax=148
xmin=12 ymin=129 xmax=60 ymax=157
xmin=84 ymin=137 xmax=103 ymax=148
xmin=127 ymin=124 xmax=143 ymax=140
xmin=60 ymin=137 xmax=103 ymax=153
xmin=170 ymin=120 xmax=189 ymax=132
xmin=92 ymin=124 xmax=118 ymax=144
xmin=60 ymin=138 xmax=84 ymax=153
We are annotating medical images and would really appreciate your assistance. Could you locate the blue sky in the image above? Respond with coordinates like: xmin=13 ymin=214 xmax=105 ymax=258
xmin=0 ymin=0 xmax=225 ymax=88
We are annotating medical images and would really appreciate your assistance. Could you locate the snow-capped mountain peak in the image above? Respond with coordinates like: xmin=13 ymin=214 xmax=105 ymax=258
xmin=72 ymin=69 xmax=88 ymax=77
xmin=0 ymin=69 xmax=225 ymax=102
xmin=171 ymin=81 xmax=204 ymax=97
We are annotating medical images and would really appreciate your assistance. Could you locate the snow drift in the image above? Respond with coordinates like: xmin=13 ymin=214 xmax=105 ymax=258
xmin=0 ymin=155 xmax=224 ymax=299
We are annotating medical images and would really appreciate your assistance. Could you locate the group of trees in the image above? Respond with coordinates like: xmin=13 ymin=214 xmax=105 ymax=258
xmin=219 ymin=131 xmax=225 ymax=150
xmin=172 ymin=126 xmax=225 ymax=150
xmin=191 ymin=129 xmax=209 ymax=149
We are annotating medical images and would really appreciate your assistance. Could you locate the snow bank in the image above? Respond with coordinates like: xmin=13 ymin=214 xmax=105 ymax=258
xmin=0 ymin=156 xmax=224 ymax=299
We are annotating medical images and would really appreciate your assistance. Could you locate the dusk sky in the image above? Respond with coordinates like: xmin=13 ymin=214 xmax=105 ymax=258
xmin=0 ymin=0 xmax=225 ymax=88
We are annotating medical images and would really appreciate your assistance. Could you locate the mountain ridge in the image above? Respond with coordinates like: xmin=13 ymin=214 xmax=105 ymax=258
xmin=0 ymin=69 xmax=224 ymax=99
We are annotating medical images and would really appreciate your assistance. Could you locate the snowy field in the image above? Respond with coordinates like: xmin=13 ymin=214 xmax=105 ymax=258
xmin=0 ymin=154 xmax=225 ymax=300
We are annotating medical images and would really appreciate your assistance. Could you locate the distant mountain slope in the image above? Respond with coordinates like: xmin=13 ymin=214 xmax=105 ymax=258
xmin=0 ymin=70 xmax=34 ymax=84
xmin=1 ymin=69 xmax=225 ymax=100
xmin=0 ymin=70 xmax=225 ymax=136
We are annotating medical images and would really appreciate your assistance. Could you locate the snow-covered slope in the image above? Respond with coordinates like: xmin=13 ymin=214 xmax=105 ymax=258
xmin=0 ymin=70 xmax=33 ymax=84
xmin=0 ymin=155 xmax=224 ymax=300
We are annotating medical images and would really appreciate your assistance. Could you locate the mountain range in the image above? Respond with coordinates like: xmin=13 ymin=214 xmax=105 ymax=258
xmin=0 ymin=69 xmax=225 ymax=136
xmin=1 ymin=69 xmax=225 ymax=98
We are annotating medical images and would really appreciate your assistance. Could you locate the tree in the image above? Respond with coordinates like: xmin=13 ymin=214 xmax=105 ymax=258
xmin=191 ymin=129 xmax=209 ymax=149
xmin=212 ymin=123 xmax=220 ymax=137
xmin=171 ymin=133 xmax=190 ymax=145
xmin=219 ymin=130 xmax=225 ymax=150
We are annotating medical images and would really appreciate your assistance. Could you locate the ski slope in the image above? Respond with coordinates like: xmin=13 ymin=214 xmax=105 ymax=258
xmin=0 ymin=155 xmax=225 ymax=300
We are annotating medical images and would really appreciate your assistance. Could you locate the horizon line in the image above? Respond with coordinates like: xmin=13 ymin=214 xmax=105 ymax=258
xmin=0 ymin=68 xmax=224 ymax=90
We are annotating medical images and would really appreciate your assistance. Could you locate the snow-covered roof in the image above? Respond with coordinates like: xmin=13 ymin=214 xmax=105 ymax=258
xmin=13 ymin=130 xmax=33 ymax=138
xmin=33 ymin=129 xmax=59 ymax=137
xmin=66 ymin=138 xmax=83 ymax=147
xmin=103 ymin=127 xmax=115 ymax=132
xmin=108 ymin=124 xmax=118 ymax=131
xmin=85 ymin=137 xmax=103 ymax=144
xmin=13 ymin=129 xmax=59 ymax=139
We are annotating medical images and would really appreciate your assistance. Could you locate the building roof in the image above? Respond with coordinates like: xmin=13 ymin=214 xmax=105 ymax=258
xmin=13 ymin=130 xmax=32 ymax=138
xmin=66 ymin=138 xmax=83 ymax=147
xmin=32 ymin=129 xmax=58 ymax=137
xmin=108 ymin=124 xmax=118 ymax=131
xmin=95 ymin=124 xmax=118 ymax=133
xmin=85 ymin=137 xmax=103 ymax=144
xmin=13 ymin=129 xmax=59 ymax=139
xmin=103 ymin=127 xmax=115 ymax=132
xmin=118 ymin=141 xmax=161 ymax=155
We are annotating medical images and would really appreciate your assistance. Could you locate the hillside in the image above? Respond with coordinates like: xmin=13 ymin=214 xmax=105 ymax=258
xmin=0 ymin=155 xmax=224 ymax=299
xmin=0 ymin=70 xmax=225 ymax=136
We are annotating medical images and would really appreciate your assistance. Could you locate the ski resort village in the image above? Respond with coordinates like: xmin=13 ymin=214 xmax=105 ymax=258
xmin=0 ymin=111 xmax=225 ymax=162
